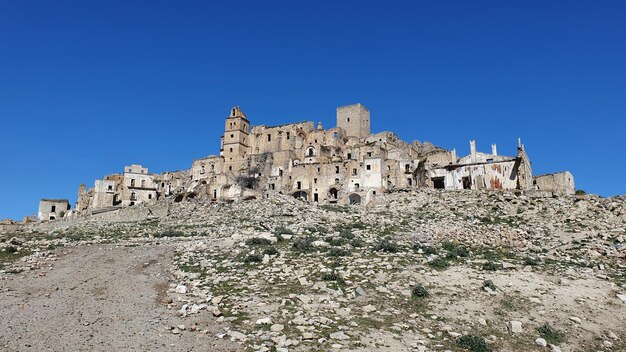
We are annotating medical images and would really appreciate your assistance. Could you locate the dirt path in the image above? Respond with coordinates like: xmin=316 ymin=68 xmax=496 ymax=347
xmin=0 ymin=245 xmax=238 ymax=352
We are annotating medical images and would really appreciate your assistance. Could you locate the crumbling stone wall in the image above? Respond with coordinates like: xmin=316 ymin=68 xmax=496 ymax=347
xmin=534 ymin=171 xmax=575 ymax=195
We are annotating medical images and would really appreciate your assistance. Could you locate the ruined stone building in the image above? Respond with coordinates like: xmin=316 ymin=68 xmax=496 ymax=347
xmin=38 ymin=199 xmax=70 ymax=220
xmin=38 ymin=103 xmax=576 ymax=219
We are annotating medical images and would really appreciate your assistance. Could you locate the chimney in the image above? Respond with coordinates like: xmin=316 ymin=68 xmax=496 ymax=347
xmin=317 ymin=122 xmax=323 ymax=130
xmin=470 ymin=140 xmax=477 ymax=163
xmin=450 ymin=149 xmax=457 ymax=164
xmin=491 ymin=144 xmax=497 ymax=156
xmin=517 ymin=138 xmax=522 ymax=148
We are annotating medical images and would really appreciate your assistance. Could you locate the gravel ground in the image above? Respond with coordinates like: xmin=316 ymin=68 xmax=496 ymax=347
xmin=0 ymin=244 xmax=239 ymax=352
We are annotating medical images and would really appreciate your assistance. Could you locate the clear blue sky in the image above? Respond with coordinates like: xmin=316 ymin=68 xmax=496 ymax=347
xmin=1 ymin=1 xmax=625 ymax=220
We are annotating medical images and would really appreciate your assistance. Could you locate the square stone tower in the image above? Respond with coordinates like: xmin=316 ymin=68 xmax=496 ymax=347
xmin=336 ymin=103 xmax=370 ymax=139
xmin=222 ymin=106 xmax=250 ymax=172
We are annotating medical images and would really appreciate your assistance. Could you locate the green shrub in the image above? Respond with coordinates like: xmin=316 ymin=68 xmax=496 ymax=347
xmin=155 ymin=230 xmax=185 ymax=238
xmin=411 ymin=284 xmax=430 ymax=298
xmin=428 ymin=257 xmax=450 ymax=269
xmin=321 ymin=271 xmax=345 ymax=285
xmin=537 ymin=323 xmax=565 ymax=344
xmin=327 ymin=247 xmax=350 ymax=257
xmin=338 ymin=229 xmax=355 ymax=240
xmin=351 ymin=221 xmax=366 ymax=229
xmin=457 ymin=334 xmax=491 ymax=352
xmin=482 ymin=261 xmax=501 ymax=271
xmin=243 ymin=253 xmax=263 ymax=263
xmin=575 ymin=189 xmax=586 ymax=195
xmin=350 ymin=239 xmax=364 ymax=247
xmin=292 ymin=236 xmax=316 ymax=253
xmin=375 ymin=238 xmax=400 ymax=253
xmin=483 ymin=280 xmax=497 ymax=291
xmin=245 ymin=237 xmax=273 ymax=246
xmin=523 ymin=256 xmax=540 ymax=266
xmin=326 ymin=238 xmax=345 ymax=246
xmin=5 ymin=246 xmax=18 ymax=253
xmin=274 ymin=226 xmax=294 ymax=235
xmin=263 ymin=247 xmax=278 ymax=256
xmin=413 ymin=243 xmax=437 ymax=255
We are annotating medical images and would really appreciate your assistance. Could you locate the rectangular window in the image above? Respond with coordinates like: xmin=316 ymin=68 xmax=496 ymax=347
xmin=51 ymin=205 xmax=56 ymax=212
xmin=335 ymin=166 xmax=340 ymax=174
xmin=367 ymin=152 xmax=372 ymax=157
xmin=347 ymin=153 xmax=352 ymax=160
xmin=366 ymin=165 xmax=371 ymax=170
xmin=267 ymin=134 xmax=271 ymax=142
xmin=286 ymin=132 xmax=290 ymax=139
xmin=314 ymin=178 xmax=318 ymax=184
xmin=352 ymin=169 xmax=357 ymax=175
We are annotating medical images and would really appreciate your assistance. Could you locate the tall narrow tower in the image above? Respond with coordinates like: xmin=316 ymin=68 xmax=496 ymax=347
xmin=222 ymin=106 xmax=250 ymax=172
xmin=336 ymin=103 xmax=370 ymax=139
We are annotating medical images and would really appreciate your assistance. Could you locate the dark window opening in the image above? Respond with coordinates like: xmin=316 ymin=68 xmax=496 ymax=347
xmin=330 ymin=188 xmax=338 ymax=199
xmin=148 ymin=194 xmax=152 ymax=199
xmin=408 ymin=178 xmax=413 ymax=186
xmin=366 ymin=165 xmax=371 ymax=170
xmin=286 ymin=132 xmax=290 ymax=139
xmin=347 ymin=153 xmax=352 ymax=159
xmin=314 ymin=178 xmax=318 ymax=184
xmin=433 ymin=177 xmax=445 ymax=189
xmin=213 ymin=189 xmax=217 ymax=198
xmin=108 ymin=185 xmax=112 ymax=191
xmin=130 ymin=179 xmax=135 ymax=187
xmin=367 ymin=152 xmax=372 ymax=157
xmin=405 ymin=164 xmax=410 ymax=173
xmin=314 ymin=193 xmax=319 ymax=202
xmin=335 ymin=166 xmax=340 ymax=174
xmin=354 ymin=183 xmax=360 ymax=190
xmin=352 ymin=169 xmax=357 ymax=175
xmin=51 ymin=205 xmax=56 ymax=212
xmin=462 ymin=176 xmax=472 ymax=190
xmin=279 ymin=169 xmax=283 ymax=177
xmin=267 ymin=134 xmax=271 ymax=142
xmin=297 ymin=181 xmax=302 ymax=190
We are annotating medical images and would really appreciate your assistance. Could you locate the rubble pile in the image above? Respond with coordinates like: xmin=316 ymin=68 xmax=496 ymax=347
xmin=1 ymin=190 xmax=625 ymax=351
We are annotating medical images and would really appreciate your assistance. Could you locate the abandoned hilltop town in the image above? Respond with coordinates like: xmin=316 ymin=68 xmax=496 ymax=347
xmin=37 ymin=103 xmax=575 ymax=221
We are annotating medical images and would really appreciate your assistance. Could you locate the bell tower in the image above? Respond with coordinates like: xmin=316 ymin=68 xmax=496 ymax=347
xmin=222 ymin=106 xmax=250 ymax=172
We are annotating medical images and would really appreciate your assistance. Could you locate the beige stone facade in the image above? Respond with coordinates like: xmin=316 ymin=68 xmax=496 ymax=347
xmin=38 ymin=199 xmax=70 ymax=220
xmin=65 ymin=103 xmax=575 ymax=216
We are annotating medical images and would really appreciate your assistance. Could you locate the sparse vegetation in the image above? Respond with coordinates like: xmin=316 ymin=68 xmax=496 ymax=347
xmin=321 ymin=271 xmax=345 ymax=285
xmin=292 ymin=236 xmax=316 ymax=253
xmin=245 ymin=237 xmax=273 ymax=246
xmin=411 ymin=283 xmax=430 ymax=298
xmin=263 ymin=247 xmax=278 ymax=256
xmin=374 ymin=238 xmax=400 ymax=253
xmin=243 ymin=253 xmax=263 ymax=263
xmin=457 ymin=334 xmax=491 ymax=352
xmin=154 ymin=229 xmax=185 ymax=238
xmin=482 ymin=261 xmax=501 ymax=271
xmin=537 ymin=323 xmax=566 ymax=344
xmin=327 ymin=247 xmax=349 ymax=257
xmin=428 ymin=257 xmax=450 ymax=269
xmin=483 ymin=280 xmax=497 ymax=291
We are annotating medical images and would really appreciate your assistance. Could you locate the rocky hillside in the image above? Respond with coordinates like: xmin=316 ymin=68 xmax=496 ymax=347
xmin=1 ymin=190 xmax=625 ymax=352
